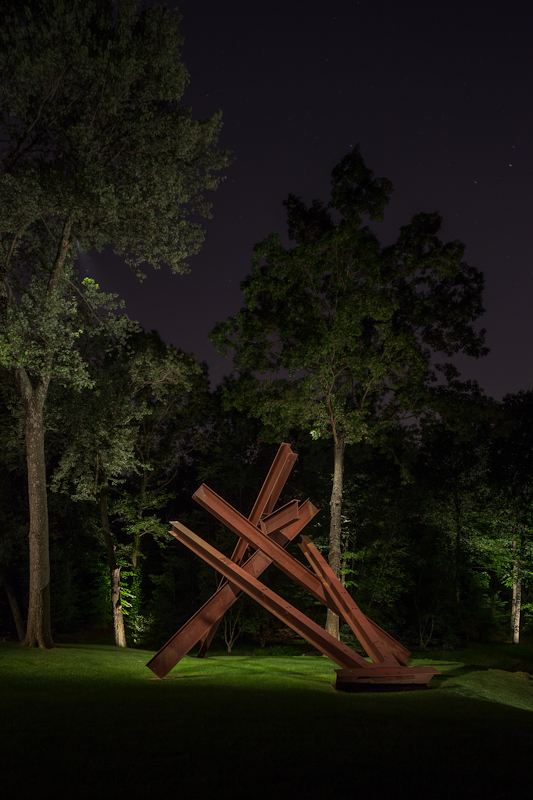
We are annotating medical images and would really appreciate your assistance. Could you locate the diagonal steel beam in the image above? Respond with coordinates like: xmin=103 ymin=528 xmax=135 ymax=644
xmin=145 ymin=500 xmax=319 ymax=678
xmin=170 ymin=519 xmax=368 ymax=670
xmin=262 ymin=452 xmax=299 ymax=516
xmin=231 ymin=442 xmax=297 ymax=564
xmin=299 ymin=535 xmax=400 ymax=666
xmin=194 ymin=482 xmax=411 ymax=663
xmin=260 ymin=499 xmax=300 ymax=535
xmin=194 ymin=483 xmax=332 ymax=604
xmin=196 ymin=443 xmax=297 ymax=656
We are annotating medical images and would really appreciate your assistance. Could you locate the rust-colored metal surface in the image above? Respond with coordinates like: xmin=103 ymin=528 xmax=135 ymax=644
xmin=334 ymin=664 xmax=440 ymax=692
xmin=146 ymin=443 xmax=440 ymax=691
xmin=230 ymin=442 xmax=297 ymax=565
xmin=194 ymin=483 xmax=340 ymax=607
xmin=145 ymin=498 xmax=318 ymax=679
xmin=193 ymin=483 xmax=409 ymax=655
xmin=299 ymin=535 xmax=399 ymax=667
xmin=196 ymin=443 xmax=297 ymax=655
xmin=170 ymin=520 xmax=368 ymax=670
xmin=260 ymin=499 xmax=300 ymax=535
xmin=195 ymin=496 xmax=311 ymax=660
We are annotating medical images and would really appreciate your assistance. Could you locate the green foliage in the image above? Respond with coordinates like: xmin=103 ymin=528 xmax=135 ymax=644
xmin=0 ymin=253 xmax=134 ymax=389
xmin=0 ymin=0 xmax=230 ymax=643
xmin=0 ymin=0 xmax=230 ymax=276
xmin=51 ymin=329 xmax=202 ymax=501
xmin=211 ymin=148 xmax=486 ymax=449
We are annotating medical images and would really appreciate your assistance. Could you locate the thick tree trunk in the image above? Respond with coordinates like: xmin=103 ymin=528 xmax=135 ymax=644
xmin=0 ymin=568 xmax=25 ymax=642
xmin=18 ymin=376 xmax=54 ymax=648
xmin=8 ymin=219 xmax=72 ymax=649
xmin=511 ymin=538 xmax=521 ymax=645
xmin=99 ymin=487 xmax=127 ymax=648
xmin=325 ymin=437 xmax=345 ymax=640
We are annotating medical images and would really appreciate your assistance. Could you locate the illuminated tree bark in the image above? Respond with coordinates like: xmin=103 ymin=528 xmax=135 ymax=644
xmin=100 ymin=486 xmax=127 ymax=649
xmin=511 ymin=537 xmax=521 ymax=645
xmin=325 ymin=437 xmax=345 ymax=639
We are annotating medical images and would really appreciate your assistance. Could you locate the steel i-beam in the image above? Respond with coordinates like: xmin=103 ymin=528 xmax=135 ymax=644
xmin=145 ymin=500 xmax=318 ymax=678
xmin=170 ymin=520 xmax=369 ymax=670
xmin=299 ymin=535 xmax=399 ymax=667
xmin=193 ymin=483 xmax=410 ymax=664
xmin=196 ymin=443 xmax=298 ymax=656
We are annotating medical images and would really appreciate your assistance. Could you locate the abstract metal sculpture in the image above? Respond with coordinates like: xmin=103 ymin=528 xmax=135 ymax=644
xmin=146 ymin=443 xmax=439 ymax=691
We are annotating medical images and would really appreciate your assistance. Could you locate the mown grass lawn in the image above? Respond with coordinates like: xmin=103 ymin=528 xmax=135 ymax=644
xmin=1 ymin=641 xmax=533 ymax=800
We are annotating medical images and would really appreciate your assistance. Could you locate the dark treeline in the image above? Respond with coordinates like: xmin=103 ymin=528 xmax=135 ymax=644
xmin=1 ymin=346 xmax=532 ymax=651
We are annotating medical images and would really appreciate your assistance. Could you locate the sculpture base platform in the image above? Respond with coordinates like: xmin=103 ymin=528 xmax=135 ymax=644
xmin=335 ymin=666 xmax=439 ymax=693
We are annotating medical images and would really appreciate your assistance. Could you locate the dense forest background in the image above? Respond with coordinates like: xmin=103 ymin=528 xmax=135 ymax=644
xmin=2 ymin=344 xmax=532 ymax=651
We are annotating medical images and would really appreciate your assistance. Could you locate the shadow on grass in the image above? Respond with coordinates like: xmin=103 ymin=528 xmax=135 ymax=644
xmin=2 ymin=643 xmax=533 ymax=800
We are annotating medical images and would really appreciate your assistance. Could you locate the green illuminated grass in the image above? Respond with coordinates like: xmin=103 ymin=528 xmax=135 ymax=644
xmin=1 ymin=642 xmax=533 ymax=799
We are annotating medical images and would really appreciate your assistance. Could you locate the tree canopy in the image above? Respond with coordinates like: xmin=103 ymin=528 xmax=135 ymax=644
xmin=211 ymin=146 xmax=488 ymax=637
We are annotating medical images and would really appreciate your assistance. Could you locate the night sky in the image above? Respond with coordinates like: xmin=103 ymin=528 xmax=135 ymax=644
xmin=81 ymin=0 xmax=532 ymax=400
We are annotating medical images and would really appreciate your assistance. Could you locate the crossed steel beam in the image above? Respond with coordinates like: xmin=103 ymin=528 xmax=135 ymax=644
xmin=147 ymin=443 xmax=300 ymax=678
xmin=146 ymin=443 xmax=439 ymax=690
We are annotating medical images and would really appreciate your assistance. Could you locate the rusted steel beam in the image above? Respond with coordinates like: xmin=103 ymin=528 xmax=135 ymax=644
xmin=299 ymin=535 xmax=399 ymax=667
xmin=146 ymin=578 xmax=240 ymax=679
xmin=263 ymin=453 xmax=298 ymax=516
xmin=194 ymin=482 xmax=411 ymax=663
xmin=360 ymin=619 xmax=411 ymax=667
xmin=170 ymin=519 xmax=368 ymax=670
xmin=146 ymin=500 xmax=319 ymax=678
xmin=194 ymin=484 xmax=332 ymax=605
xmin=198 ymin=443 xmax=298 ymax=655
xmin=248 ymin=443 xmax=297 ymax=526
xmin=196 ymin=497 xmax=308 ymax=657
xmin=230 ymin=443 xmax=297 ymax=565
xmin=260 ymin=499 xmax=300 ymax=535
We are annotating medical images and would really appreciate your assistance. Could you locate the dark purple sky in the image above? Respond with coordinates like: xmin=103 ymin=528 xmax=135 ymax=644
xmin=84 ymin=0 xmax=532 ymax=399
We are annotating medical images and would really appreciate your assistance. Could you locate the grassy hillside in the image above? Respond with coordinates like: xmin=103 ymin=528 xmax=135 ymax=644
xmin=1 ymin=642 xmax=532 ymax=799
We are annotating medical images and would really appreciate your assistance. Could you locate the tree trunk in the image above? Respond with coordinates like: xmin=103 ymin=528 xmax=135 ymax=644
xmin=453 ymin=484 xmax=461 ymax=605
xmin=511 ymin=538 xmax=521 ymax=645
xmin=325 ymin=437 xmax=345 ymax=640
xmin=99 ymin=486 xmax=127 ymax=648
xmin=17 ymin=375 xmax=54 ymax=648
xmin=223 ymin=607 xmax=242 ymax=654
xmin=0 ymin=568 xmax=25 ymax=642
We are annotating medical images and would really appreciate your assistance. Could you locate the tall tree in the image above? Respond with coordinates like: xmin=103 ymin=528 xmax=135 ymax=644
xmin=51 ymin=329 xmax=202 ymax=647
xmin=489 ymin=391 xmax=533 ymax=643
xmin=210 ymin=147 xmax=487 ymax=638
xmin=0 ymin=0 xmax=230 ymax=646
